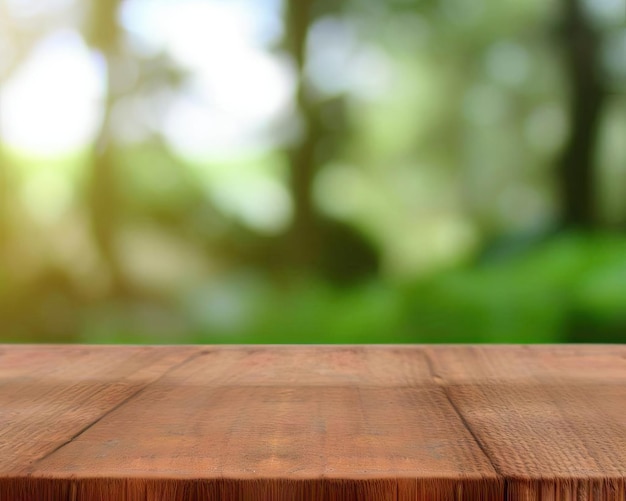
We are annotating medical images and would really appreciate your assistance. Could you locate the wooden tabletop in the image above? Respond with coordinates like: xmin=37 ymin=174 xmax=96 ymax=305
xmin=1 ymin=345 xmax=624 ymax=501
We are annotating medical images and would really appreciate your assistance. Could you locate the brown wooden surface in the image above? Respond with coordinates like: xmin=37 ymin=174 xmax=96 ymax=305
xmin=0 ymin=345 xmax=624 ymax=500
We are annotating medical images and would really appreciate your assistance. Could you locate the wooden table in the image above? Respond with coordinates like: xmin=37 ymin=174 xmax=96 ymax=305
xmin=1 ymin=345 xmax=624 ymax=500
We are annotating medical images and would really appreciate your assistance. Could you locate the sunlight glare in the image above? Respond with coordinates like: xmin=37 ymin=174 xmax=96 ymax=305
xmin=0 ymin=30 xmax=105 ymax=155
xmin=121 ymin=0 xmax=294 ymax=158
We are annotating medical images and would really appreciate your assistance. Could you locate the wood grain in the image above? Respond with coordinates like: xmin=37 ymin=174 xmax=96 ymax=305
xmin=426 ymin=345 xmax=626 ymax=500
xmin=0 ymin=345 xmax=624 ymax=500
xmin=0 ymin=346 xmax=195 ymax=475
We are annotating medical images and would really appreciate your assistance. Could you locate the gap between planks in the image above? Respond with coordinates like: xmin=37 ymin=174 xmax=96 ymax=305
xmin=25 ymin=349 xmax=209 ymax=471
xmin=422 ymin=350 xmax=505 ymax=480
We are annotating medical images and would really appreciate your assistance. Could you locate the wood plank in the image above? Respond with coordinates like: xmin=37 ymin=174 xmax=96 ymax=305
xmin=1 ymin=346 xmax=501 ymax=500
xmin=426 ymin=345 xmax=626 ymax=500
xmin=0 ymin=345 xmax=196 ymax=477
xmin=3 ymin=345 xmax=624 ymax=500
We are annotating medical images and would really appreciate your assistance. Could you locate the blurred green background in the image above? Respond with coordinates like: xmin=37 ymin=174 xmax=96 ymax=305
xmin=0 ymin=0 xmax=625 ymax=344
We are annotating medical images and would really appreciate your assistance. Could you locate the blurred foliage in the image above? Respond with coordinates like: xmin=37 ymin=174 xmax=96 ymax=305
xmin=0 ymin=0 xmax=625 ymax=344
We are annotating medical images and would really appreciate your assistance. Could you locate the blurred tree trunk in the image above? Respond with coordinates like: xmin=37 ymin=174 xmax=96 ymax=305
xmin=84 ymin=0 xmax=128 ymax=293
xmin=280 ymin=1 xmax=379 ymax=283
xmin=557 ymin=0 xmax=605 ymax=228
xmin=284 ymin=0 xmax=321 ymax=269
